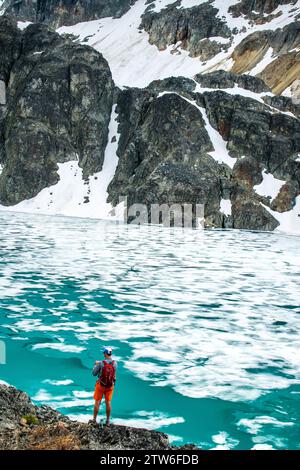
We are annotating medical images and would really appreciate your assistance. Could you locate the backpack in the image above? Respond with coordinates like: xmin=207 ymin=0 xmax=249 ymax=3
xmin=99 ymin=360 xmax=116 ymax=388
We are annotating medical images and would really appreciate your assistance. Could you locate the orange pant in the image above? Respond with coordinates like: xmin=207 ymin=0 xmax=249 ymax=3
xmin=94 ymin=382 xmax=114 ymax=402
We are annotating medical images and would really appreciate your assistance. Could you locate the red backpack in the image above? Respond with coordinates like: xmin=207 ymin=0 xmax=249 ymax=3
xmin=99 ymin=360 xmax=116 ymax=388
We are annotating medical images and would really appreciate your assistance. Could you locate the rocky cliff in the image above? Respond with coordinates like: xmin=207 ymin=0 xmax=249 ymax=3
xmin=107 ymin=72 xmax=300 ymax=230
xmin=0 ymin=384 xmax=196 ymax=450
xmin=0 ymin=1 xmax=299 ymax=233
xmin=2 ymin=1 xmax=300 ymax=95
xmin=0 ymin=15 xmax=114 ymax=205
xmin=1 ymin=0 xmax=138 ymax=27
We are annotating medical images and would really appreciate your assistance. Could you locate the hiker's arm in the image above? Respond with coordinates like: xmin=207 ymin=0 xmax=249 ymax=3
xmin=92 ymin=361 xmax=102 ymax=376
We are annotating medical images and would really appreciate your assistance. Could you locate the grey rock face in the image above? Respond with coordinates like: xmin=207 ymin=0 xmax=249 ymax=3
xmin=231 ymin=198 xmax=280 ymax=231
xmin=203 ymin=90 xmax=300 ymax=182
xmin=107 ymin=88 xmax=225 ymax=227
xmin=3 ymin=0 xmax=137 ymax=27
xmin=0 ymin=15 xmax=22 ymax=84
xmin=140 ymin=2 xmax=232 ymax=61
xmin=263 ymin=94 xmax=300 ymax=118
xmin=194 ymin=70 xmax=271 ymax=93
xmin=0 ymin=384 xmax=197 ymax=450
xmin=229 ymin=0 xmax=296 ymax=18
xmin=0 ymin=17 xmax=114 ymax=205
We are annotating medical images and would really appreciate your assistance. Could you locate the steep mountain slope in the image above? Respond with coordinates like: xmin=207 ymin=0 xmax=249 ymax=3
xmin=0 ymin=1 xmax=300 ymax=233
xmin=1 ymin=0 xmax=138 ymax=27
xmin=3 ymin=0 xmax=300 ymax=93
xmin=0 ymin=16 xmax=114 ymax=206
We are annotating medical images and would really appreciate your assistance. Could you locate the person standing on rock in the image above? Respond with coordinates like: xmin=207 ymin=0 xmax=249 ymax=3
xmin=91 ymin=346 xmax=117 ymax=426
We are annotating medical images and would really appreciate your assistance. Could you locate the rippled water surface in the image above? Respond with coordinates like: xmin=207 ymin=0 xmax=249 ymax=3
xmin=0 ymin=212 xmax=300 ymax=449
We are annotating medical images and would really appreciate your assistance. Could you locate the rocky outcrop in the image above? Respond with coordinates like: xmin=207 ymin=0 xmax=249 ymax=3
xmin=141 ymin=2 xmax=300 ymax=95
xmin=2 ymin=0 xmax=137 ymax=28
xmin=263 ymin=94 xmax=300 ymax=118
xmin=106 ymin=72 xmax=300 ymax=230
xmin=202 ymin=89 xmax=300 ymax=180
xmin=0 ymin=16 xmax=114 ymax=205
xmin=108 ymin=86 xmax=224 ymax=228
xmin=140 ymin=2 xmax=232 ymax=61
xmin=0 ymin=384 xmax=197 ymax=450
xmin=231 ymin=22 xmax=300 ymax=93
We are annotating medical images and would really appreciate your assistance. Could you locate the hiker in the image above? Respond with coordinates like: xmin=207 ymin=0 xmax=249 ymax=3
xmin=91 ymin=346 xmax=117 ymax=426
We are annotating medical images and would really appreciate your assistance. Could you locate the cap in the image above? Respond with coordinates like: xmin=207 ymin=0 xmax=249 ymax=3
xmin=103 ymin=346 xmax=113 ymax=355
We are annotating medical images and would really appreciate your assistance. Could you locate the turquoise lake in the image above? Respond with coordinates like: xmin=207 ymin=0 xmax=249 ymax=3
xmin=0 ymin=211 xmax=300 ymax=449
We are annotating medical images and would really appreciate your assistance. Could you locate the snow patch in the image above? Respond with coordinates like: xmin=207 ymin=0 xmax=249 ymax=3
xmin=180 ymin=0 xmax=208 ymax=8
xmin=263 ymin=196 xmax=300 ymax=235
xmin=17 ymin=21 xmax=32 ymax=30
xmin=197 ymin=105 xmax=237 ymax=169
xmin=207 ymin=36 xmax=231 ymax=45
xmin=211 ymin=431 xmax=239 ymax=450
xmin=220 ymin=199 xmax=232 ymax=216
xmin=254 ymin=170 xmax=285 ymax=201
xmin=0 ymin=0 xmax=5 ymax=14
xmin=152 ymin=0 xmax=207 ymax=13
xmin=251 ymin=444 xmax=274 ymax=450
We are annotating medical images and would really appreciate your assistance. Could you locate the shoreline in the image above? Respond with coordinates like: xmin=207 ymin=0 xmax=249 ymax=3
xmin=0 ymin=384 xmax=197 ymax=450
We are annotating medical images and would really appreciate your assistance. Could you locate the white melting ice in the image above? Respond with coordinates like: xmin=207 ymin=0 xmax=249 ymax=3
xmin=17 ymin=21 xmax=33 ymax=30
xmin=31 ymin=343 xmax=86 ymax=353
xmin=152 ymin=0 xmax=207 ymax=12
xmin=249 ymin=47 xmax=276 ymax=76
xmin=113 ymin=411 xmax=185 ymax=430
xmin=43 ymin=379 xmax=74 ymax=386
xmin=238 ymin=416 xmax=295 ymax=435
xmin=67 ymin=410 xmax=185 ymax=431
xmin=1 ymin=214 xmax=299 ymax=403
